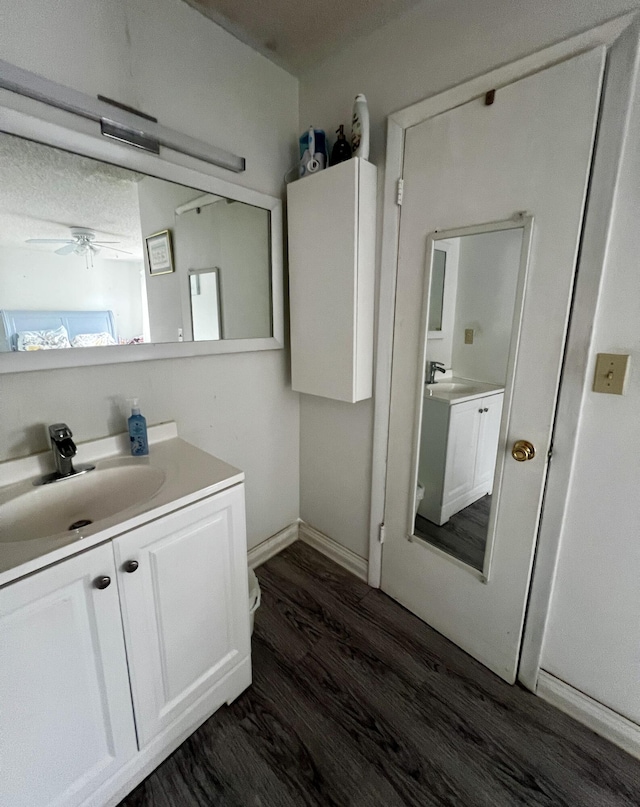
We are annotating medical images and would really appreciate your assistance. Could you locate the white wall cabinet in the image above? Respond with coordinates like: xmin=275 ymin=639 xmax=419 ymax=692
xmin=419 ymin=392 xmax=503 ymax=525
xmin=0 ymin=487 xmax=250 ymax=807
xmin=287 ymin=158 xmax=377 ymax=402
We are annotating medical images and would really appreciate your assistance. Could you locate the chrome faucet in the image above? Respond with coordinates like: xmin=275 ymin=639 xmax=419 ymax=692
xmin=427 ymin=361 xmax=446 ymax=384
xmin=49 ymin=423 xmax=77 ymax=477
xmin=34 ymin=424 xmax=95 ymax=486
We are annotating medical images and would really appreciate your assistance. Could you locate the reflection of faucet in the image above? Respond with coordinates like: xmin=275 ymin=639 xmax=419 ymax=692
xmin=34 ymin=424 xmax=95 ymax=486
xmin=427 ymin=361 xmax=446 ymax=384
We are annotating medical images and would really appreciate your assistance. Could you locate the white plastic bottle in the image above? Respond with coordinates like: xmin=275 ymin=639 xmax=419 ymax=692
xmin=351 ymin=94 xmax=370 ymax=161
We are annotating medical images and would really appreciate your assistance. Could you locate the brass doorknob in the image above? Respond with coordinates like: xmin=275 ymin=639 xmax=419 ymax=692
xmin=512 ymin=440 xmax=535 ymax=462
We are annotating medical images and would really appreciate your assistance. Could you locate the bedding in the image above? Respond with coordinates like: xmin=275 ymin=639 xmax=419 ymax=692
xmin=71 ymin=332 xmax=117 ymax=348
xmin=16 ymin=325 xmax=72 ymax=351
xmin=0 ymin=309 xmax=118 ymax=351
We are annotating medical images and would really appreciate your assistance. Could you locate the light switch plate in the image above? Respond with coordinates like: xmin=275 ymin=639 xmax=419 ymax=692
xmin=592 ymin=353 xmax=629 ymax=395
xmin=464 ymin=328 xmax=474 ymax=345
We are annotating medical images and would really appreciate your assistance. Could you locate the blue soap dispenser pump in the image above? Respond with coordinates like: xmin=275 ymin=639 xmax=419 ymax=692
xmin=128 ymin=398 xmax=149 ymax=456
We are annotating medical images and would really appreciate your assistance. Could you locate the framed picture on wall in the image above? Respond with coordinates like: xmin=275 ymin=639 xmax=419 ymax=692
xmin=146 ymin=230 xmax=174 ymax=275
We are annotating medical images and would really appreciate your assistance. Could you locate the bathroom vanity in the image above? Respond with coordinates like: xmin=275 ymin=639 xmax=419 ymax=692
xmin=418 ymin=379 xmax=504 ymax=526
xmin=0 ymin=423 xmax=251 ymax=807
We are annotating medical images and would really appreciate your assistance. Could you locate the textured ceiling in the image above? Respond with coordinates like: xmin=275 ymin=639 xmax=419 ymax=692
xmin=0 ymin=133 xmax=145 ymax=259
xmin=182 ymin=0 xmax=424 ymax=73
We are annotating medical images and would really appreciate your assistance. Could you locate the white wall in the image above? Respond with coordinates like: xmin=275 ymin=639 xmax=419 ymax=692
xmin=451 ymin=230 xmax=522 ymax=385
xmin=176 ymin=202 xmax=272 ymax=340
xmin=299 ymin=0 xmax=640 ymax=560
xmin=0 ymin=0 xmax=300 ymax=550
xmin=539 ymin=41 xmax=640 ymax=724
xmin=138 ymin=177 xmax=195 ymax=343
xmin=0 ymin=246 xmax=144 ymax=341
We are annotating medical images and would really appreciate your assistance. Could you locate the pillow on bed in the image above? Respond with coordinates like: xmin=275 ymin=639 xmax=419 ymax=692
xmin=71 ymin=332 xmax=117 ymax=348
xmin=17 ymin=325 xmax=71 ymax=351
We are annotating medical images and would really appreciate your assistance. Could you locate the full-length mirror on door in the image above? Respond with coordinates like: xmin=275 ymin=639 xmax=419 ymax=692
xmin=410 ymin=218 xmax=533 ymax=575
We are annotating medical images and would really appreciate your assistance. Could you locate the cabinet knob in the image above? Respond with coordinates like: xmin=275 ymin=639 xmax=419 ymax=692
xmin=478 ymin=408 xmax=484 ymax=413
xmin=483 ymin=407 xmax=489 ymax=412
xmin=512 ymin=440 xmax=536 ymax=462
xmin=123 ymin=560 xmax=139 ymax=574
xmin=93 ymin=575 xmax=111 ymax=590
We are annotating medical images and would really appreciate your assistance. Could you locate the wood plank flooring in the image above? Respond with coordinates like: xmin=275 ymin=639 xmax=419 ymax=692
xmin=119 ymin=542 xmax=640 ymax=807
xmin=415 ymin=495 xmax=491 ymax=571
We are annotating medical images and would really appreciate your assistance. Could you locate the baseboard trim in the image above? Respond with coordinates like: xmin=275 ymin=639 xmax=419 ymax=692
xmin=537 ymin=670 xmax=640 ymax=760
xmin=298 ymin=522 xmax=369 ymax=582
xmin=247 ymin=522 xmax=299 ymax=569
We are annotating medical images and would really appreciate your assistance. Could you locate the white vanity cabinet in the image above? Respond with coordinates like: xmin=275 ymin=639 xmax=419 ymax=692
xmin=113 ymin=486 xmax=250 ymax=749
xmin=0 ymin=481 xmax=250 ymax=807
xmin=419 ymin=392 xmax=503 ymax=525
xmin=0 ymin=543 xmax=137 ymax=807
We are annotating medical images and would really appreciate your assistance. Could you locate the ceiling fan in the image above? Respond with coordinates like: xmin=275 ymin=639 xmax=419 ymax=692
xmin=26 ymin=227 xmax=133 ymax=264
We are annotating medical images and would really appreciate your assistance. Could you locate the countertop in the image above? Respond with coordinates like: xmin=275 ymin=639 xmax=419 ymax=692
xmin=424 ymin=377 xmax=504 ymax=405
xmin=0 ymin=422 xmax=243 ymax=588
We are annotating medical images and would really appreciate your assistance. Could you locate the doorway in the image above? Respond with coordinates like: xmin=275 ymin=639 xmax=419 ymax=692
xmin=378 ymin=48 xmax=605 ymax=683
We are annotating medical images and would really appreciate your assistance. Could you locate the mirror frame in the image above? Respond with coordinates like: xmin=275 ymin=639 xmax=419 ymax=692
xmin=407 ymin=214 xmax=534 ymax=582
xmin=0 ymin=100 xmax=284 ymax=374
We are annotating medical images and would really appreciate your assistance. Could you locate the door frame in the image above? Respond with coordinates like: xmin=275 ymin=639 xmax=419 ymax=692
xmin=368 ymin=12 xmax=640 ymax=691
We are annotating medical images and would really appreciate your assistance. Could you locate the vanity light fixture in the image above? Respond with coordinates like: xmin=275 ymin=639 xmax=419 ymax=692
xmin=0 ymin=58 xmax=246 ymax=173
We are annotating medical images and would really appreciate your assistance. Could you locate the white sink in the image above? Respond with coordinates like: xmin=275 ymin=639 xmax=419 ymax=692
xmin=429 ymin=381 xmax=479 ymax=394
xmin=0 ymin=464 xmax=165 ymax=543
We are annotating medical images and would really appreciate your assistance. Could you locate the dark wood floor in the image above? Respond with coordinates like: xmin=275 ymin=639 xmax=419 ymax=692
xmin=415 ymin=495 xmax=491 ymax=571
xmin=119 ymin=542 xmax=640 ymax=806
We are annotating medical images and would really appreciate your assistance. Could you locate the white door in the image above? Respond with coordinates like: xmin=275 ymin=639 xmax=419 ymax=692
xmin=382 ymin=48 xmax=605 ymax=682
xmin=114 ymin=487 xmax=251 ymax=747
xmin=0 ymin=544 xmax=137 ymax=807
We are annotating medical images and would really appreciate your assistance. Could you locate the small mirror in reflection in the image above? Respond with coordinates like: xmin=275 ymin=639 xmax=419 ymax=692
xmin=414 ymin=225 xmax=525 ymax=571
xmin=190 ymin=269 xmax=222 ymax=341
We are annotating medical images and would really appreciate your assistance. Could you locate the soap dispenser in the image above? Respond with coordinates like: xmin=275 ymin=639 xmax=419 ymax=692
xmin=128 ymin=398 xmax=149 ymax=456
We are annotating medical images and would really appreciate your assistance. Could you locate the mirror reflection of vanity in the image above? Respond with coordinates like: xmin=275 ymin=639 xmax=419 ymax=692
xmin=0 ymin=123 xmax=283 ymax=372
xmin=413 ymin=224 xmax=527 ymax=571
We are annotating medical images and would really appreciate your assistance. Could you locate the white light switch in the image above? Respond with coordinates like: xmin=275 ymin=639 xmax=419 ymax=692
xmin=592 ymin=353 xmax=629 ymax=395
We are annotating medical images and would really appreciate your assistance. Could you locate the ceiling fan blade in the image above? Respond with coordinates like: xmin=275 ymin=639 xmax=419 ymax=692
xmin=26 ymin=238 xmax=73 ymax=244
xmin=98 ymin=244 xmax=134 ymax=255
xmin=55 ymin=243 xmax=78 ymax=255
xmin=93 ymin=241 xmax=121 ymax=245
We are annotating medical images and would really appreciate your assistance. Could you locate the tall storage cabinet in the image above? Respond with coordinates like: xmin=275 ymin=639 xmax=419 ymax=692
xmin=287 ymin=158 xmax=377 ymax=402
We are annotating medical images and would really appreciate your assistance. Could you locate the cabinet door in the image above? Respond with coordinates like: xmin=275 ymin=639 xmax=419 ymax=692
xmin=0 ymin=544 xmax=137 ymax=807
xmin=114 ymin=486 xmax=250 ymax=748
xmin=474 ymin=393 xmax=504 ymax=492
xmin=442 ymin=399 xmax=481 ymax=511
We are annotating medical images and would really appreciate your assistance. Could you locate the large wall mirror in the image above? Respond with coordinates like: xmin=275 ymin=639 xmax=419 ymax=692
xmin=0 ymin=108 xmax=283 ymax=373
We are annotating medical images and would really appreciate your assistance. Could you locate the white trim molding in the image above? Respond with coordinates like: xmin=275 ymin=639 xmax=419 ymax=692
xmin=299 ymin=522 xmax=369 ymax=582
xmin=537 ymin=671 xmax=640 ymax=760
xmin=247 ymin=522 xmax=299 ymax=569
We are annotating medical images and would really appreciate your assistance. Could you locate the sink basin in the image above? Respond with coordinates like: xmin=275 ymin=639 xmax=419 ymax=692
xmin=428 ymin=381 xmax=479 ymax=394
xmin=0 ymin=464 xmax=166 ymax=543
